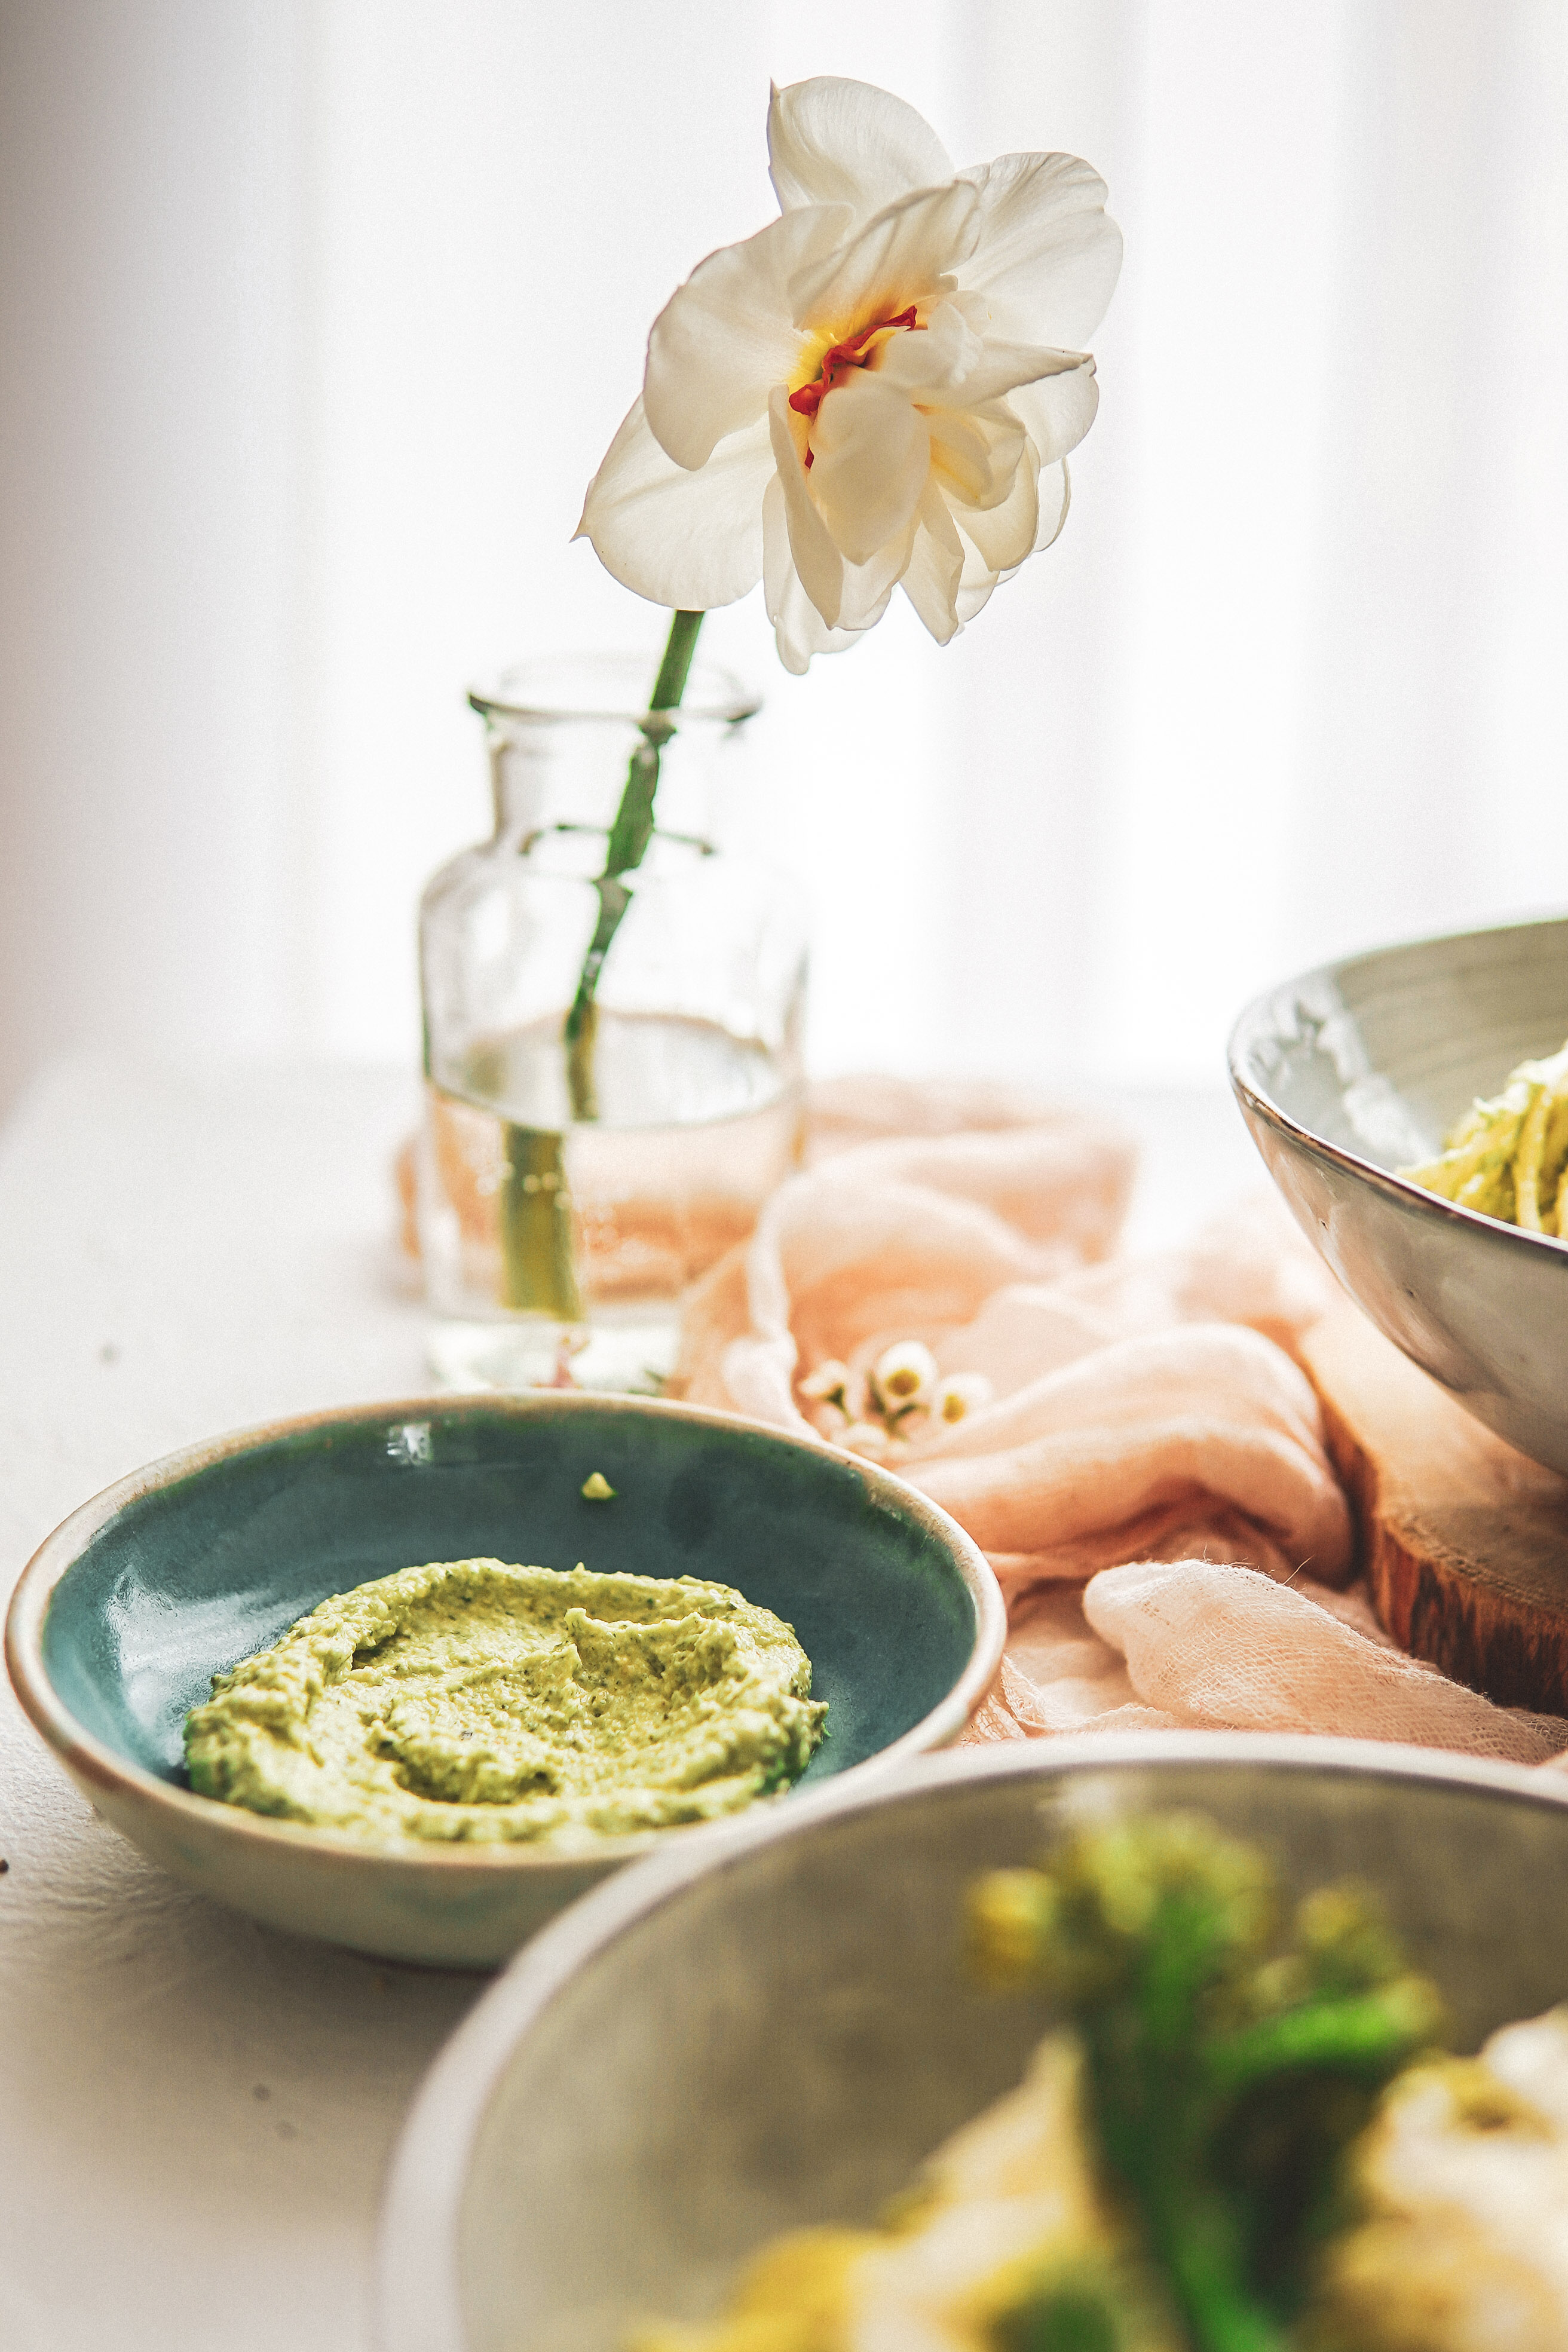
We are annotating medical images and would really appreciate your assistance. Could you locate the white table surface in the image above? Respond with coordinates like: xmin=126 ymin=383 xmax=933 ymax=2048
xmin=0 ymin=1058 xmax=1259 ymax=2351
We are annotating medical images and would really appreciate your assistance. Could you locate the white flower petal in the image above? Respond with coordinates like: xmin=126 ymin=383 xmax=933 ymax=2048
xmin=761 ymin=475 xmax=807 ymax=666
xmin=959 ymin=152 xmax=1123 ymax=347
xmin=766 ymin=387 xmax=844 ymax=625
xmin=947 ymin=492 xmax=1037 ymax=626
xmin=770 ymin=604 xmax=816 ymax=677
xmin=921 ymin=296 xmax=1094 ymax=406
xmin=839 ymin=509 xmax=920 ymax=629
xmin=872 ymin=299 xmax=984 ymax=396
xmin=763 ymin=469 xmax=914 ymax=636
xmin=899 ymin=481 xmax=966 ymax=645
xmin=644 ymin=204 xmax=852 ymax=470
xmin=1034 ymin=458 xmax=1072 ymax=553
xmin=576 ymin=398 xmax=770 ymax=608
xmin=953 ymin=425 xmax=1039 ymax=569
xmin=958 ymin=517 xmax=1003 ymax=597
xmin=767 ymin=76 xmax=953 ymax=216
xmin=763 ymin=477 xmax=889 ymax=672
xmin=943 ymin=463 xmax=1067 ymax=617
xmin=954 ymin=568 xmax=999 ymax=626
xmin=926 ymin=398 xmax=1026 ymax=513
xmin=1007 ymin=365 xmax=1101 ymax=466
xmin=879 ymin=299 xmax=1085 ymax=410
xmin=809 ymin=370 xmax=930 ymax=565
xmin=951 ymin=340 xmax=1088 ymax=404
xmin=788 ymin=180 xmax=981 ymax=336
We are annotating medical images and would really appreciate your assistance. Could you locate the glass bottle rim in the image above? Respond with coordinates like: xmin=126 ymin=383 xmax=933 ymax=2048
xmin=469 ymin=653 xmax=761 ymax=728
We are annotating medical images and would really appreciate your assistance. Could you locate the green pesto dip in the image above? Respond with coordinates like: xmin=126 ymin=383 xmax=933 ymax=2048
xmin=183 ymin=1558 xmax=828 ymax=1848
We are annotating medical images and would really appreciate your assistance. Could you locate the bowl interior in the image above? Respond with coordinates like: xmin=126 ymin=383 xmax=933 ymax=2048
xmin=1232 ymin=914 xmax=1568 ymax=1171
xmin=40 ymin=1398 xmax=979 ymax=1794
xmin=434 ymin=1749 xmax=1568 ymax=2352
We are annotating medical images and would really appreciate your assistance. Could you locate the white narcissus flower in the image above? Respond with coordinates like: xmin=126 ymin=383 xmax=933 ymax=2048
xmin=578 ymin=77 xmax=1122 ymax=673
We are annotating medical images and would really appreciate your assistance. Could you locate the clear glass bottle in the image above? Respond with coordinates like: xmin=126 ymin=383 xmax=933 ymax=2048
xmin=416 ymin=656 xmax=807 ymax=1392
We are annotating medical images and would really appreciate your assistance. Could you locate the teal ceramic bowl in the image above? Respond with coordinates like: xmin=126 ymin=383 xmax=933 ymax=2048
xmin=5 ymin=1394 xmax=1004 ymax=1967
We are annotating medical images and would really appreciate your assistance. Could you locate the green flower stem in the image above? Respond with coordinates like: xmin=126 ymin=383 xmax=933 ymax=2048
xmin=563 ymin=608 xmax=705 ymax=1122
xmin=498 ymin=1121 xmax=581 ymax=1321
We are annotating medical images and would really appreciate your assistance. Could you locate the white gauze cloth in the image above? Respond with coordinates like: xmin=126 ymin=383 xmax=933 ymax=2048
xmin=672 ymin=1077 xmax=1568 ymax=1769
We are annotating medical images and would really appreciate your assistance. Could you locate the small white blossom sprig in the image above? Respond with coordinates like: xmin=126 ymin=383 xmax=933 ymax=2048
xmin=800 ymin=1342 xmax=993 ymax=1460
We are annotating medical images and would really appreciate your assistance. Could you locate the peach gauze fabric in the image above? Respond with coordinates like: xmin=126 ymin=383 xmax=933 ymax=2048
xmin=671 ymin=1079 xmax=1568 ymax=1771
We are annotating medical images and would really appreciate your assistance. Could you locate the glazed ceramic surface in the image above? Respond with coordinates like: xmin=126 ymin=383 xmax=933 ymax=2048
xmin=5 ymin=1393 xmax=1003 ymax=1967
xmin=1229 ymin=912 xmax=1568 ymax=1475
xmin=376 ymin=1733 xmax=1568 ymax=2352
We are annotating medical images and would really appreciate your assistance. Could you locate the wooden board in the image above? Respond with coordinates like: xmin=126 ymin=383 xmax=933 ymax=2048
xmin=1301 ymin=1304 xmax=1568 ymax=1716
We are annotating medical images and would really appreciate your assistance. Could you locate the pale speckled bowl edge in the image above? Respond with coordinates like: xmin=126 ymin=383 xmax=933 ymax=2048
xmin=372 ymin=1730 xmax=1568 ymax=2352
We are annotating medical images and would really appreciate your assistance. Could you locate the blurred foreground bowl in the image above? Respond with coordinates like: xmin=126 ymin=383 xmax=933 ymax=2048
xmin=375 ymin=1732 xmax=1568 ymax=2352
xmin=1229 ymin=911 xmax=1568 ymax=1474
xmin=5 ymin=1392 xmax=1003 ymax=1967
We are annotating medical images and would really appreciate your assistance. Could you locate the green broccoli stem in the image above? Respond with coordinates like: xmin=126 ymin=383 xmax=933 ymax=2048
xmin=1203 ymin=1983 xmax=1441 ymax=2097
xmin=1087 ymin=1987 xmax=1435 ymax=2350
xmin=970 ymin=1827 xmax=1447 ymax=2352
xmin=1089 ymin=2050 xmax=1288 ymax=2352
xmin=562 ymin=608 xmax=705 ymax=1122
xmin=1139 ymin=2170 xmax=1287 ymax=2352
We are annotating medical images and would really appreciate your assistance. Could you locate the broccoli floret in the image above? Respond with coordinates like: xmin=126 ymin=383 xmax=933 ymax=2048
xmin=970 ymin=1814 xmax=1447 ymax=2352
xmin=986 ymin=2249 xmax=1175 ymax=2351
xmin=988 ymin=2264 xmax=1130 ymax=2352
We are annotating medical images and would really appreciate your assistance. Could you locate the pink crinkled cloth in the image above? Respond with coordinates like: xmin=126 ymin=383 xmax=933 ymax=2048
xmin=670 ymin=1076 xmax=1568 ymax=1770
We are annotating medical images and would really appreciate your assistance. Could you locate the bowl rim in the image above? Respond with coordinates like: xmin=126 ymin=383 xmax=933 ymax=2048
xmin=372 ymin=1728 xmax=1568 ymax=2352
xmin=3 ymin=1388 xmax=1007 ymax=1878
xmin=1227 ymin=909 xmax=1568 ymax=1271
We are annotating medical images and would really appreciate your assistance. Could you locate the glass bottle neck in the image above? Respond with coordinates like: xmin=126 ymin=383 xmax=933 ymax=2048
xmin=483 ymin=717 xmax=740 ymax=860
xmin=470 ymin=656 xmax=758 ymax=851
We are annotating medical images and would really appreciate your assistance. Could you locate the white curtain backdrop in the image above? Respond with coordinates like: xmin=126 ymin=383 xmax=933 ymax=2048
xmin=2 ymin=0 xmax=1566 ymax=1113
